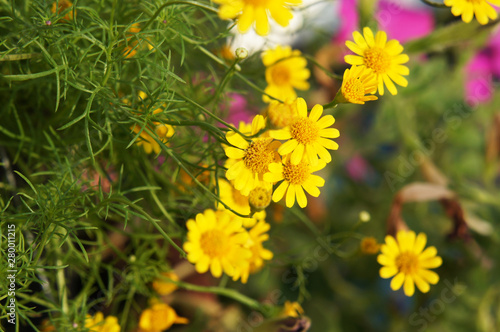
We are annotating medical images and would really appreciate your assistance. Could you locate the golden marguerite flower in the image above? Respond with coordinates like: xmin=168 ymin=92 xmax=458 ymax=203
xmin=360 ymin=236 xmax=380 ymax=255
xmin=85 ymin=312 xmax=120 ymax=332
xmin=270 ymin=98 xmax=339 ymax=166
xmin=231 ymin=219 xmax=273 ymax=283
xmin=152 ymin=271 xmax=179 ymax=296
xmin=377 ymin=230 xmax=442 ymax=297
xmin=51 ymin=0 xmax=75 ymax=21
xmin=262 ymin=46 xmax=310 ymax=102
xmin=224 ymin=115 xmax=281 ymax=195
xmin=138 ymin=302 xmax=188 ymax=332
xmin=444 ymin=0 xmax=499 ymax=25
xmin=183 ymin=209 xmax=251 ymax=278
xmin=264 ymin=159 xmax=326 ymax=208
xmin=280 ymin=301 xmax=304 ymax=318
xmin=217 ymin=179 xmax=266 ymax=228
xmin=345 ymin=27 xmax=409 ymax=96
xmin=266 ymin=99 xmax=299 ymax=128
xmin=336 ymin=65 xmax=378 ymax=104
xmin=131 ymin=107 xmax=175 ymax=154
xmin=213 ymin=0 xmax=301 ymax=36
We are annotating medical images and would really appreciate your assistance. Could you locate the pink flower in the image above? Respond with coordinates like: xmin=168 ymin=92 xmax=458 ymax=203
xmin=333 ymin=0 xmax=434 ymax=45
xmin=224 ymin=93 xmax=254 ymax=125
xmin=465 ymin=29 xmax=500 ymax=106
xmin=345 ymin=154 xmax=373 ymax=182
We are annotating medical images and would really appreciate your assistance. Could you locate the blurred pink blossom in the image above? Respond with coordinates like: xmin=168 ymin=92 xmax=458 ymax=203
xmin=346 ymin=154 xmax=372 ymax=182
xmin=224 ymin=93 xmax=254 ymax=125
xmin=465 ymin=29 xmax=500 ymax=106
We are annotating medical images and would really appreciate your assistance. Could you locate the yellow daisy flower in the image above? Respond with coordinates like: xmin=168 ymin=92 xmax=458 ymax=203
xmin=217 ymin=179 xmax=266 ymax=228
xmin=266 ymin=99 xmax=299 ymax=129
xmin=280 ymin=301 xmax=304 ymax=318
xmin=269 ymin=98 xmax=339 ymax=166
xmin=138 ymin=302 xmax=188 ymax=332
xmin=345 ymin=27 xmax=409 ymax=96
xmin=85 ymin=312 xmax=120 ymax=332
xmin=336 ymin=65 xmax=378 ymax=104
xmin=444 ymin=0 xmax=499 ymax=24
xmin=232 ymin=219 xmax=274 ymax=283
xmin=224 ymin=115 xmax=281 ymax=195
xmin=248 ymin=183 xmax=273 ymax=211
xmin=152 ymin=271 xmax=179 ymax=296
xmin=183 ymin=209 xmax=251 ymax=278
xmin=360 ymin=236 xmax=380 ymax=255
xmin=264 ymin=159 xmax=326 ymax=208
xmin=131 ymin=108 xmax=175 ymax=155
xmin=377 ymin=230 xmax=443 ymax=297
xmin=213 ymin=0 xmax=301 ymax=36
xmin=51 ymin=0 xmax=75 ymax=21
xmin=262 ymin=46 xmax=310 ymax=102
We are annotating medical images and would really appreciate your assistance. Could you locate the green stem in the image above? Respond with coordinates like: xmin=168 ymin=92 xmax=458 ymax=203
xmin=143 ymin=1 xmax=218 ymax=30
xmin=176 ymin=280 xmax=263 ymax=311
xmin=0 ymin=53 xmax=42 ymax=61
xmin=303 ymin=54 xmax=343 ymax=80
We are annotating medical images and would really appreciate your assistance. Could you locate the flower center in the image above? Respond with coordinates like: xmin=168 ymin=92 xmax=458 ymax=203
xmin=248 ymin=186 xmax=272 ymax=210
xmin=283 ymin=162 xmax=310 ymax=185
xmin=395 ymin=251 xmax=419 ymax=275
xmin=269 ymin=64 xmax=291 ymax=86
xmin=267 ymin=102 xmax=298 ymax=128
xmin=290 ymin=118 xmax=319 ymax=144
xmin=244 ymin=139 xmax=276 ymax=175
xmin=342 ymin=78 xmax=365 ymax=102
xmin=200 ymin=230 xmax=228 ymax=258
xmin=364 ymin=47 xmax=391 ymax=74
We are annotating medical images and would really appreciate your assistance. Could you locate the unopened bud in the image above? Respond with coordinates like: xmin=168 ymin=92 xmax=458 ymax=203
xmin=359 ymin=211 xmax=370 ymax=222
xmin=235 ymin=47 xmax=248 ymax=60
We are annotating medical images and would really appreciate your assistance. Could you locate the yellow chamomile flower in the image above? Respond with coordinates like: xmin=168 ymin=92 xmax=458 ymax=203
xmin=183 ymin=209 xmax=251 ymax=278
xmin=131 ymin=108 xmax=175 ymax=155
xmin=152 ymin=271 xmax=179 ymax=296
xmin=224 ymin=115 xmax=281 ymax=195
xmin=85 ymin=312 xmax=120 ymax=332
xmin=270 ymin=98 xmax=339 ymax=166
xmin=345 ymin=27 xmax=409 ymax=96
xmin=138 ymin=302 xmax=188 ymax=332
xmin=264 ymin=159 xmax=326 ymax=208
xmin=377 ymin=230 xmax=443 ymax=297
xmin=231 ymin=219 xmax=274 ymax=283
xmin=217 ymin=179 xmax=266 ymax=228
xmin=248 ymin=183 xmax=273 ymax=211
xmin=213 ymin=0 xmax=301 ymax=36
xmin=266 ymin=99 xmax=299 ymax=129
xmin=280 ymin=301 xmax=304 ymax=318
xmin=262 ymin=46 xmax=310 ymax=102
xmin=336 ymin=65 xmax=378 ymax=104
xmin=444 ymin=0 xmax=499 ymax=24
xmin=360 ymin=236 xmax=380 ymax=255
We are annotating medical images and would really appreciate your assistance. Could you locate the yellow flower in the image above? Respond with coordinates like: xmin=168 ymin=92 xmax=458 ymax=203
xmin=138 ymin=302 xmax=188 ymax=332
xmin=213 ymin=0 xmax=301 ymax=36
xmin=262 ymin=46 xmax=310 ymax=102
xmin=217 ymin=179 xmax=266 ymax=228
xmin=85 ymin=312 xmax=120 ymax=332
xmin=231 ymin=219 xmax=274 ymax=283
xmin=224 ymin=115 xmax=281 ymax=195
xmin=336 ymin=65 xmax=378 ymax=104
xmin=131 ymin=108 xmax=175 ymax=154
xmin=360 ymin=236 xmax=380 ymax=255
xmin=264 ymin=159 xmax=326 ymax=208
xmin=248 ymin=183 xmax=273 ymax=211
xmin=345 ymin=27 xmax=409 ymax=96
xmin=51 ymin=0 xmax=75 ymax=21
xmin=152 ymin=271 xmax=179 ymax=296
xmin=280 ymin=301 xmax=304 ymax=318
xmin=444 ymin=0 xmax=499 ymax=24
xmin=183 ymin=209 xmax=251 ymax=278
xmin=377 ymin=230 xmax=443 ymax=297
xmin=266 ymin=99 xmax=299 ymax=129
xmin=270 ymin=98 xmax=339 ymax=166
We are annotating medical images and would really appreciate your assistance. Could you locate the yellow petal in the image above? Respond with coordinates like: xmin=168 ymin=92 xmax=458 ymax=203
xmin=379 ymin=266 xmax=398 ymax=279
xmin=309 ymin=104 xmax=323 ymax=122
xmin=226 ymin=132 xmax=249 ymax=149
xmin=295 ymin=185 xmax=307 ymax=208
xmin=404 ymin=275 xmax=415 ymax=297
xmin=286 ymin=184 xmax=296 ymax=207
xmin=225 ymin=147 xmax=245 ymax=159
xmin=290 ymin=143 xmax=305 ymax=165
xmin=390 ymin=272 xmax=405 ymax=291
xmin=272 ymin=181 xmax=289 ymax=202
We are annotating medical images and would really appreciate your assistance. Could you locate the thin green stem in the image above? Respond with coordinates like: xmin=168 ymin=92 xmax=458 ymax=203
xmin=420 ymin=0 xmax=448 ymax=8
xmin=143 ymin=1 xmax=218 ymax=30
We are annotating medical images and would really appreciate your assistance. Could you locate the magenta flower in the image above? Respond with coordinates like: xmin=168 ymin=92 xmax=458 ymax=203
xmin=224 ymin=93 xmax=254 ymax=126
xmin=465 ymin=29 xmax=500 ymax=106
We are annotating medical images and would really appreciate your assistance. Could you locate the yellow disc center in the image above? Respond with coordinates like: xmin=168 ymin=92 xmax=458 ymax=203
xmin=244 ymin=139 xmax=276 ymax=175
xmin=395 ymin=251 xmax=419 ymax=275
xmin=283 ymin=162 xmax=309 ymax=185
xmin=200 ymin=230 xmax=228 ymax=258
xmin=290 ymin=118 xmax=319 ymax=144
xmin=342 ymin=78 xmax=365 ymax=103
xmin=364 ymin=47 xmax=391 ymax=74
xmin=270 ymin=64 xmax=291 ymax=86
